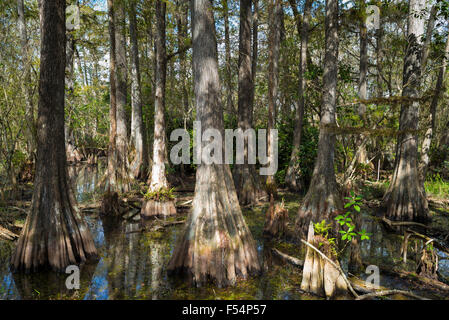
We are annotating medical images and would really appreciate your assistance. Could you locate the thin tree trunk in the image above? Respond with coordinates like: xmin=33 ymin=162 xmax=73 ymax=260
xmin=115 ymin=0 xmax=130 ymax=192
xmin=168 ymin=0 xmax=261 ymax=287
xmin=232 ymin=0 xmax=265 ymax=205
xmin=285 ymin=0 xmax=311 ymax=191
xmin=223 ymin=0 xmax=234 ymax=115
xmin=266 ymin=0 xmax=282 ymax=188
xmin=107 ymin=0 xmax=117 ymax=189
xmin=129 ymin=0 xmax=149 ymax=180
xmin=420 ymin=4 xmax=437 ymax=73
xmin=356 ymin=0 xmax=368 ymax=165
xmin=11 ymin=0 xmax=97 ymax=272
xmin=296 ymin=0 xmax=342 ymax=236
xmin=17 ymin=0 xmax=35 ymax=159
xmin=142 ymin=0 xmax=176 ymax=218
xmin=149 ymin=0 xmax=169 ymax=193
xmin=383 ymin=0 xmax=429 ymax=222
xmin=420 ymin=21 xmax=449 ymax=180
xmin=251 ymin=0 xmax=258 ymax=98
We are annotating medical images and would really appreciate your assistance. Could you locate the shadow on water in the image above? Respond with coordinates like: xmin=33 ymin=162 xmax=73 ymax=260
xmin=1 ymin=163 xmax=448 ymax=299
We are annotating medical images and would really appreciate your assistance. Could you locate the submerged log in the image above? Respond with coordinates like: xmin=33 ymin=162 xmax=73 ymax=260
xmin=141 ymin=200 xmax=177 ymax=218
xmin=263 ymin=196 xmax=288 ymax=237
xmin=300 ymin=222 xmax=349 ymax=298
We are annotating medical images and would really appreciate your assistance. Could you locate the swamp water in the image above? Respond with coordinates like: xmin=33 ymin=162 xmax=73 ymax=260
xmin=0 ymin=164 xmax=448 ymax=300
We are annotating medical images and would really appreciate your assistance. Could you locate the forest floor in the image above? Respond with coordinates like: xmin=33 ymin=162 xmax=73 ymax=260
xmin=1 ymin=163 xmax=449 ymax=299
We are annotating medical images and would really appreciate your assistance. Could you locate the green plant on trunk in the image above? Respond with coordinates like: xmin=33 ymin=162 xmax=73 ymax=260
xmin=313 ymin=191 xmax=371 ymax=258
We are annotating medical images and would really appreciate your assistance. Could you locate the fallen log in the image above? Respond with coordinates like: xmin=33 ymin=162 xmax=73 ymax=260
xmin=271 ymin=248 xmax=304 ymax=267
xmin=0 ymin=225 xmax=19 ymax=241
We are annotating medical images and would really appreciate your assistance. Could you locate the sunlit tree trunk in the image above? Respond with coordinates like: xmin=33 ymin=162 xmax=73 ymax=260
xmin=142 ymin=0 xmax=176 ymax=218
xmin=11 ymin=0 xmax=97 ymax=272
xmin=266 ymin=0 xmax=281 ymax=189
xmin=383 ymin=0 xmax=429 ymax=222
xmin=420 ymin=18 xmax=449 ymax=180
xmin=106 ymin=0 xmax=118 ymax=189
xmin=285 ymin=0 xmax=311 ymax=192
xmin=115 ymin=0 xmax=130 ymax=192
xmin=129 ymin=0 xmax=149 ymax=180
xmin=296 ymin=0 xmax=342 ymax=236
xmin=356 ymin=0 xmax=368 ymax=165
xmin=168 ymin=0 xmax=261 ymax=287
xmin=232 ymin=0 xmax=265 ymax=206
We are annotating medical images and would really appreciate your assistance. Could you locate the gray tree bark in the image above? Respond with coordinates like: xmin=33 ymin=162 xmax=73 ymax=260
xmin=168 ymin=0 xmax=260 ymax=287
xmin=129 ymin=0 xmax=149 ymax=180
xmin=232 ymin=0 xmax=265 ymax=206
xmin=11 ymin=0 xmax=98 ymax=272
xmin=383 ymin=0 xmax=429 ymax=222
xmin=17 ymin=0 xmax=35 ymax=159
xmin=115 ymin=0 xmax=130 ymax=192
xmin=106 ymin=0 xmax=118 ymax=190
xmin=266 ymin=0 xmax=282 ymax=188
xmin=420 ymin=18 xmax=449 ymax=180
xmin=285 ymin=0 xmax=311 ymax=192
xmin=149 ymin=0 xmax=169 ymax=193
xmin=296 ymin=0 xmax=342 ymax=236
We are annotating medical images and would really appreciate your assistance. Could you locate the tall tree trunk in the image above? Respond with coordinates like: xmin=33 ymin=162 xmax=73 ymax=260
xmin=149 ymin=0 xmax=169 ymax=193
xmin=168 ymin=0 xmax=261 ymax=287
xmin=142 ymin=0 xmax=176 ymax=218
xmin=266 ymin=0 xmax=282 ymax=189
xmin=106 ymin=0 xmax=118 ymax=189
xmin=356 ymin=0 xmax=368 ymax=165
xmin=232 ymin=0 xmax=265 ymax=205
xmin=11 ymin=0 xmax=97 ymax=272
xmin=285 ymin=0 xmax=311 ymax=192
xmin=129 ymin=0 xmax=149 ymax=180
xmin=17 ymin=0 xmax=35 ymax=160
xmin=383 ymin=0 xmax=429 ymax=222
xmin=176 ymin=0 xmax=189 ymax=177
xmin=115 ymin=0 xmax=130 ymax=192
xmin=420 ymin=19 xmax=449 ymax=180
xmin=251 ymin=0 xmax=258 ymax=99
xmin=420 ymin=4 xmax=437 ymax=73
xmin=296 ymin=0 xmax=342 ymax=236
xmin=223 ymin=0 xmax=234 ymax=115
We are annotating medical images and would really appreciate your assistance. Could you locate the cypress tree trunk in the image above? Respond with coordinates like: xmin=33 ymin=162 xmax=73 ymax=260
xmin=383 ymin=0 xmax=429 ymax=222
xmin=167 ymin=0 xmax=261 ymax=287
xmin=266 ymin=0 xmax=282 ymax=189
xmin=10 ymin=0 xmax=97 ymax=272
xmin=356 ymin=0 xmax=368 ymax=165
xmin=232 ymin=0 xmax=266 ymax=206
xmin=223 ymin=0 xmax=234 ymax=115
xmin=285 ymin=0 xmax=311 ymax=192
xmin=106 ymin=0 xmax=118 ymax=190
xmin=142 ymin=0 xmax=176 ymax=218
xmin=115 ymin=0 xmax=130 ymax=192
xmin=296 ymin=0 xmax=342 ymax=236
xmin=420 ymin=19 xmax=449 ymax=180
xmin=129 ymin=0 xmax=149 ymax=180
xmin=17 ymin=0 xmax=35 ymax=159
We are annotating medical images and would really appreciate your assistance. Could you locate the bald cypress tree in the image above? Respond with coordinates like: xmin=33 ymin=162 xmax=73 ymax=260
xmin=168 ymin=0 xmax=260 ymax=287
xmin=11 ymin=0 xmax=97 ymax=272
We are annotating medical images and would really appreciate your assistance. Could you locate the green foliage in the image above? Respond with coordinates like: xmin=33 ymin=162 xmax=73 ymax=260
xmin=336 ymin=191 xmax=371 ymax=243
xmin=143 ymin=187 xmax=176 ymax=202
